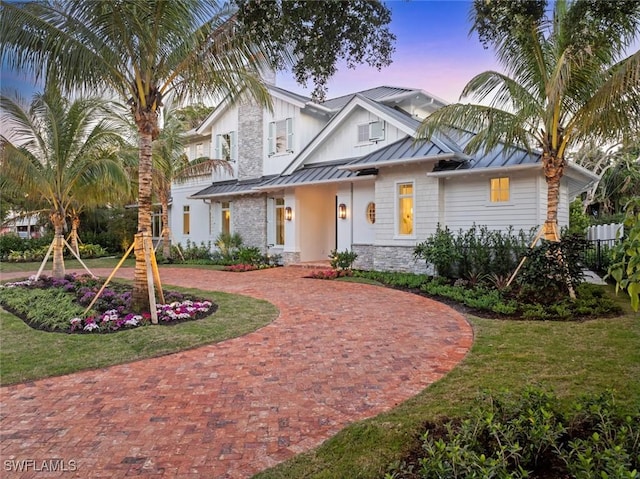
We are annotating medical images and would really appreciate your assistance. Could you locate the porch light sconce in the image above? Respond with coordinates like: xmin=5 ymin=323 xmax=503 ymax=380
xmin=338 ymin=203 xmax=347 ymax=220
xmin=285 ymin=206 xmax=293 ymax=221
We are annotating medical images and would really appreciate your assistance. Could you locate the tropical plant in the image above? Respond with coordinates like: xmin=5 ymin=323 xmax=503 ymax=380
xmin=0 ymin=85 xmax=129 ymax=278
xmin=607 ymin=198 xmax=640 ymax=311
xmin=418 ymin=0 xmax=640 ymax=242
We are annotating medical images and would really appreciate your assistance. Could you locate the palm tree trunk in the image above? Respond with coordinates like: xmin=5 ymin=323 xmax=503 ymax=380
xmin=132 ymin=119 xmax=156 ymax=312
xmin=51 ymin=212 xmax=66 ymax=279
xmin=70 ymin=215 xmax=80 ymax=256
xmin=543 ymin=152 xmax=565 ymax=241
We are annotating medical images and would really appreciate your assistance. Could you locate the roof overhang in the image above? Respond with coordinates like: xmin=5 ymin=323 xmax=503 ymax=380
xmin=341 ymin=152 xmax=468 ymax=172
xmin=253 ymin=174 xmax=375 ymax=192
xmin=427 ymin=162 xmax=540 ymax=178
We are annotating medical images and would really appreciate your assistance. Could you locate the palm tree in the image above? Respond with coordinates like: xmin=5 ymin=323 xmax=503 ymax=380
xmin=0 ymin=86 xmax=129 ymax=278
xmin=0 ymin=0 xmax=275 ymax=309
xmin=418 ymin=0 xmax=640 ymax=240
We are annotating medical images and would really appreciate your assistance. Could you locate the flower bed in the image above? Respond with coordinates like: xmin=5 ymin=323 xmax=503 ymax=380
xmin=0 ymin=274 xmax=217 ymax=333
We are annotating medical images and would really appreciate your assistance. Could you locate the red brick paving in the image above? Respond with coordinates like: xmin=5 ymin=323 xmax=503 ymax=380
xmin=0 ymin=267 xmax=473 ymax=478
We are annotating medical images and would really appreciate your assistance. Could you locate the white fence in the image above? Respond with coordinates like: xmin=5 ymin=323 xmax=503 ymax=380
xmin=587 ymin=223 xmax=624 ymax=242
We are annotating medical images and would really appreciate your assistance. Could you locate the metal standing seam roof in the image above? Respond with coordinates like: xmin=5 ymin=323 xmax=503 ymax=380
xmin=344 ymin=130 xmax=542 ymax=171
xmin=320 ymin=86 xmax=419 ymax=111
xmin=256 ymin=160 xmax=361 ymax=189
xmin=189 ymin=175 xmax=278 ymax=199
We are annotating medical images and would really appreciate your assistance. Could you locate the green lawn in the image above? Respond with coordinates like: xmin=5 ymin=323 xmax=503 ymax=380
xmin=253 ymin=293 xmax=640 ymax=479
xmin=0 ymin=285 xmax=278 ymax=385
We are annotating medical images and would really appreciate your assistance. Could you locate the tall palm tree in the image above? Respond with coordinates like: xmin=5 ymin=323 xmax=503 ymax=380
xmin=0 ymin=0 xmax=275 ymax=310
xmin=418 ymin=0 xmax=640 ymax=240
xmin=0 ymin=86 xmax=129 ymax=278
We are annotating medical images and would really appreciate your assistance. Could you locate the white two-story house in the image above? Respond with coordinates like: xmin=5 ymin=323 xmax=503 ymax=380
xmin=169 ymin=76 xmax=598 ymax=272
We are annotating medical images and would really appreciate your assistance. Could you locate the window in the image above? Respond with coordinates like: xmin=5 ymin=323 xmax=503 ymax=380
xmin=152 ymin=209 xmax=163 ymax=238
xmin=268 ymin=118 xmax=293 ymax=155
xmin=357 ymin=121 xmax=385 ymax=143
xmin=215 ymin=131 xmax=237 ymax=161
xmin=183 ymin=205 xmax=190 ymax=235
xmin=195 ymin=143 xmax=203 ymax=159
xmin=366 ymin=202 xmax=376 ymax=224
xmin=275 ymin=198 xmax=285 ymax=246
xmin=398 ymin=183 xmax=414 ymax=235
xmin=490 ymin=177 xmax=510 ymax=202
xmin=221 ymin=201 xmax=231 ymax=235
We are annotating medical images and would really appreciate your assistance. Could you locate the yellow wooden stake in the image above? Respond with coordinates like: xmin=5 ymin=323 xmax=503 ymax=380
xmin=141 ymin=233 xmax=158 ymax=324
xmin=82 ymin=240 xmax=135 ymax=316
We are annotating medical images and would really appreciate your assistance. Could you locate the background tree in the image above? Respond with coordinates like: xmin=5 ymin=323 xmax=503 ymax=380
xmin=418 ymin=0 xmax=640 ymax=240
xmin=0 ymin=87 xmax=129 ymax=277
xmin=236 ymin=0 xmax=395 ymax=101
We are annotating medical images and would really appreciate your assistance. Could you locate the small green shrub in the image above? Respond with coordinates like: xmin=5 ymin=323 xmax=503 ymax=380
xmin=329 ymin=249 xmax=358 ymax=270
xmin=173 ymin=240 xmax=213 ymax=262
xmin=237 ymin=246 xmax=263 ymax=265
xmin=387 ymin=388 xmax=640 ymax=479
xmin=518 ymin=234 xmax=589 ymax=304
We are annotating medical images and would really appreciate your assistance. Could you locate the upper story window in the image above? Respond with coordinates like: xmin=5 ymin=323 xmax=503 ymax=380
xmin=357 ymin=120 xmax=385 ymax=143
xmin=268 ymin=118 xmax=293 ymax=156
xmin=195 ymin=143 xmax=204 ymax=159
xmin=398 ymin=182 xmax=414 ymax=236
xmin=490 ymin=177 xmax=510 ymax=203
xmin=215 ymin=131 xmax=237 ymax=161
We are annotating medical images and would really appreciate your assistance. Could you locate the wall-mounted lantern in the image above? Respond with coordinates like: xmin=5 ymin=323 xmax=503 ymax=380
xmin=338 ymin=203 xmax=347 ymax=220
xmin=285 ymin=206 xmax=293 ymax=221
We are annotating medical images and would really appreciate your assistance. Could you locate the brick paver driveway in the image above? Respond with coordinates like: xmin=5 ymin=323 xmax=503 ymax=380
xmin=1 ymin=267 xmax=473 ymax=478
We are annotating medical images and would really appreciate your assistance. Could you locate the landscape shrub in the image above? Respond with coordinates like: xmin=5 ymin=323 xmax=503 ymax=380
xmin=517 ymin=234 xmax=589 ymax=304
xmin=607 ymin=198 xmax=640 ymax=311
xmin=414 ymin=224 xmax=533 ymax=280
xmin=385 ymin=388 xmax=639 ymax=479
xmin=352 ymin=270 xmax=621 ymax=320
xmin=172 ymin=240 xmax=213 ymax=262
xmin=329 ymin=249 xmax=358 ymax=270
xmin=214 ymin=232 xmax=243 ymax=262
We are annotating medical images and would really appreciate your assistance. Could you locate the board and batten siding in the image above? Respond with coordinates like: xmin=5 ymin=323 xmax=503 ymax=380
xmin=263 ymin=97 xmax=300 ymax=176
xmin=306 ymin=108 xmax=408 ymax=165
xmin=169 ymin=179 xmax=214 ymax=247
xmin=442 ymin=171 xmax=540 ymax=233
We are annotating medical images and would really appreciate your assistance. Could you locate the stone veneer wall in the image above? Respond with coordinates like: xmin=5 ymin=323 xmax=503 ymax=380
xmin=348 ymin=244 xmax=432 ymax=274
xmin=352 ymin=244 xmax=374 ymax=270
xmin=282 ymin=251 xmax=301 ymax=264
xmin=237 ymin=99 xmax=263 ymax=180
xmin=233 ymin=196 xmax=267 ymax=250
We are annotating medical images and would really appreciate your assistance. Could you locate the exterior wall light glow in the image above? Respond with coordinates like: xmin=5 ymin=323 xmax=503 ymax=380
xmin=338 ymin=203 xmax=347 ymax=220
xmin=285 ymin=206 xmax=293 ymax=221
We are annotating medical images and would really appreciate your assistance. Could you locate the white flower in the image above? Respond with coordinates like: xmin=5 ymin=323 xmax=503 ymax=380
xmin=83 ymin=323 xmax=99 ymax=331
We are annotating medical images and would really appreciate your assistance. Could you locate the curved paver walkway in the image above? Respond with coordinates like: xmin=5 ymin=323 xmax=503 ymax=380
xmin=1 ymin=267 xmax=473 ymax=478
